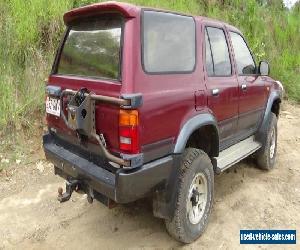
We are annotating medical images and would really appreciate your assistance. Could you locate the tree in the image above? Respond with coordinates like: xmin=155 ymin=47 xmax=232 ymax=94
xmin=293 ymin=0 xmax=300 ymax=12
xmin=266 ymin=0 xmax=285 ymax=9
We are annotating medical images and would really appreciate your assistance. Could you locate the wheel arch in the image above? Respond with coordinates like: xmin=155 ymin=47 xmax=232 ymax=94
xmin=256 ymin=90 xmax=281 ymax=143
xmin=173 ymin=113 xmax=219 ymax=157
xmin=271 ymin=98 xmax=281 ymax=117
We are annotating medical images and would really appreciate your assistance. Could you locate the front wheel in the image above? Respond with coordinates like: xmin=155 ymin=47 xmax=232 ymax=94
xmin=256 ymin=113 xmax=278 ymax=170
xmin=165 ymin=148 xmax=214 ymax=243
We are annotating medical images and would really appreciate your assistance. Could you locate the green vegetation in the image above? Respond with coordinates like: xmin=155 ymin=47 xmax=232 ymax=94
xmin=0 ymin=0 xmax=299 ymax=130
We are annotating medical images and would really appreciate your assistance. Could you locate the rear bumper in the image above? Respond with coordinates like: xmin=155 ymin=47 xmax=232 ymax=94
xmin=43 ymin=133 xmax=174 ymax=203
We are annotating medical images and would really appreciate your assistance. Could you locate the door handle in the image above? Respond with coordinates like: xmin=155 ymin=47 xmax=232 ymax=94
xmin=212 ymin=89 xmax=219 ymax=96
xmin=241 ymin=84 xmax=247 ymax=91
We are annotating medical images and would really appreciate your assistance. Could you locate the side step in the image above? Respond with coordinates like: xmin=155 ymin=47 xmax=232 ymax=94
xmin=214 ymin=136 xmax=261 ymax=174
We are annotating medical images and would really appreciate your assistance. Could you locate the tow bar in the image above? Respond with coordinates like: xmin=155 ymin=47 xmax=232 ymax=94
xmin=57 ymin=180 xmax=94 ymax=204
xmin=57 ymin=180 xmax=117 ymax=208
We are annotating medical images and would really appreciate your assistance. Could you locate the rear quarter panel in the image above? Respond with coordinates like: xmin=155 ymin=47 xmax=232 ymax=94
xmin=128 ymin=15 xmax=208 ymax=151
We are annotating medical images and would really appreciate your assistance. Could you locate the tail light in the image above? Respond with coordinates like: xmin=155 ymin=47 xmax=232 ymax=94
xmin=119 ymin=110 xmax=139 ymax=154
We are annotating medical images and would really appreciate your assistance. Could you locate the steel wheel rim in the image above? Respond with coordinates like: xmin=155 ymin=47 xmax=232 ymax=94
xmin=186 ymin=173 xmax=208 ymax=225
xmin=270 ymin=127 xmax=276 ymax=159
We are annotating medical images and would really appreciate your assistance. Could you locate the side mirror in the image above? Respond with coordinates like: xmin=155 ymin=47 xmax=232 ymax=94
xmin=259 ymin=61 xmax=270 ymax=76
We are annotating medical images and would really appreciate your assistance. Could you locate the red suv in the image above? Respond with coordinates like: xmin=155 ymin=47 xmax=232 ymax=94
xmin=43 ymin=2 xmax=283 ymax=243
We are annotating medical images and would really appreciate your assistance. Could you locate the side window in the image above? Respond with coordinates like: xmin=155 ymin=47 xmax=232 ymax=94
xmin=206 ymin=27 xmax=232 ymax=76
xmin=143 ymin=11 xmax=196 ymax=73
xmin=230 ymin=32 xmax=256 ymax=75
xmin=205 ymin=29 xmax=214 ymax=76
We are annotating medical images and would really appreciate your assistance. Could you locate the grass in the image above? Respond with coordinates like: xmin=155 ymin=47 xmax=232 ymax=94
xmin=0 ymin=0 xmax=299 ymax=131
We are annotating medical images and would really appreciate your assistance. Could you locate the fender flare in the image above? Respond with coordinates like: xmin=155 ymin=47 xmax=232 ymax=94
xmin=256 ymin=90 xmax=281 ymax=144
xmin=173 ymin=113 xmax=219 ymax=156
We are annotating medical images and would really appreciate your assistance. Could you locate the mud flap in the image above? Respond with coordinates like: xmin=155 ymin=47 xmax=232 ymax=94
xmin=152 ymin=154 xmax=182 ymax=220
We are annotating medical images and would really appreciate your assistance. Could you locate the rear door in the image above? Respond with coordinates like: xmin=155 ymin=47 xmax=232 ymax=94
xmin=47 ymin=14 xmax=124 ymax=153
xmin=228 ymin=31 xmax=267 ymax=138
xmin=203 ymin=24 xmax=239 ymax=149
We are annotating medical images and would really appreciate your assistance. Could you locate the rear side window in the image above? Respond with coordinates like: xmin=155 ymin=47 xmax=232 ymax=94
xmin=56 ymin=14 xmax=122 ymax=80
xmin=206 ymin=27 xmax=232 ymax=76
xmin=143 ymin=11 xmax=196 ymax=73
xmin=205 ymin=29 xmax=214 ymax=76
xmin=229 ymin=32 xmax=256 ymax=75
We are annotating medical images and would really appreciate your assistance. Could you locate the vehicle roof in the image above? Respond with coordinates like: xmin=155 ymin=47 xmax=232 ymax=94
xmin=64 ymin=1 xmax=242 ymax=34
xmin=197 ymin=16 xmax=241 ymax=33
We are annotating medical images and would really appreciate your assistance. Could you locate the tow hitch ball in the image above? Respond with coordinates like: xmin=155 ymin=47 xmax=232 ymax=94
xmin=57 ymin=180 xmax=94 ymax=204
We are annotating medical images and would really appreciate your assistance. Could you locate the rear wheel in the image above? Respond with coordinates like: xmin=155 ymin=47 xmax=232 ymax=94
xmin=256 ymin=113 xmax=278 ymax=170
xmin=165 ymin=148 xmax=214 ymax=243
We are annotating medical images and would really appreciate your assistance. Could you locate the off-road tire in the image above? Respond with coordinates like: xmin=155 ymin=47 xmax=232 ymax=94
xmin=165 ymin=148 xmax=214 ymax=243
xmin=256 ymin=113 xmax=278 ymax=170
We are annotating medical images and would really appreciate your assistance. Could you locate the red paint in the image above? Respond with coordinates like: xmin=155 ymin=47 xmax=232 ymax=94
xmin=195 ymin=90 xmax=206 ymax=111
xmin=63 ymin=2 xmax=139 ymax=24
xmin=47 ymin=2 xmax=277 ymax=154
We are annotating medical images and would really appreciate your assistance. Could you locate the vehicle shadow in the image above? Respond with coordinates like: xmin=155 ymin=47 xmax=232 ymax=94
xmin=83 ymin=157 xmax=264 ymax=248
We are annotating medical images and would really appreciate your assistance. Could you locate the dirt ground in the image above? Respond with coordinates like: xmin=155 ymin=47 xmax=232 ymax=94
xmin=0 ymin=103 xmax=299 ymax=250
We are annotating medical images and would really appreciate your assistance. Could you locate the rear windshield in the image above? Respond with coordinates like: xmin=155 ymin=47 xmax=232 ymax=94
xmin=56 ymin=14 xmax=123 ymax=80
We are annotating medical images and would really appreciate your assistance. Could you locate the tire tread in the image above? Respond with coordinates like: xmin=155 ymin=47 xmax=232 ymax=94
xmin=165 ymin=148 xmax=212 ymax=243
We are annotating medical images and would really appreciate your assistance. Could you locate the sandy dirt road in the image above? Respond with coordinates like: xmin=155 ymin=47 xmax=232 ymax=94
xmin=0 ymin=103 xmax=299 ymax=249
